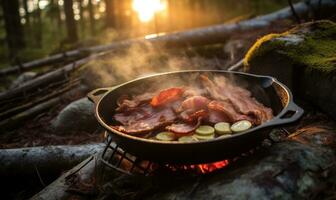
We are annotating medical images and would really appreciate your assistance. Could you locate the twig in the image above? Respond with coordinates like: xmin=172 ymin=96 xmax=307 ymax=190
xmin=228 ymin=59 xmax=244 ymax=71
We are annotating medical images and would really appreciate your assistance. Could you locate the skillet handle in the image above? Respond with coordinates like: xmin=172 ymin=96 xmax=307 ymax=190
xmin=87 ymin=87 xmax=115 ymax=105
xmin=266 ymin=102 xmax=304 ymax=127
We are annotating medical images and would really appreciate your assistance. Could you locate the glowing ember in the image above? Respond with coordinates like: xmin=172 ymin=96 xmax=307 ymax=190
xmin=132 ymin=0 xmax=167 ymax=22
xmin=167 ymin=160 xmax=230 ymax=174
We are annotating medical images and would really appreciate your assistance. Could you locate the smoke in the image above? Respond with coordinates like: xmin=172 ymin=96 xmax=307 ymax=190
xmin=81 ymin=41 xmax=233 ymax=89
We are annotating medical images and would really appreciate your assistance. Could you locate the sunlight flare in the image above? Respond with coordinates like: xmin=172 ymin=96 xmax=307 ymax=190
xmin=132 ymin=0 xmax=166 ymax=22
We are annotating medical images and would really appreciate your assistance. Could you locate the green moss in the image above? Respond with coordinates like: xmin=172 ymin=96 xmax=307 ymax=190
xmin=244 ymin=20 xmax=336 ymax=73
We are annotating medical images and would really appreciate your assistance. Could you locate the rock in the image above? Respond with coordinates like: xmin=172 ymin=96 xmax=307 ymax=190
xmin=244 ymin=20 xmax=336 ymax=120
xmin=51 ymin=97 xmax=98 ymax=133
xmin=9 ymin=72 xmax=37 ymax=89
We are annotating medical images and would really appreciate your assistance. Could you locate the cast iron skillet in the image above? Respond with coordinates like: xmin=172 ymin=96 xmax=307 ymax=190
xmin=88 ymin=70 xmax=304 ymax=164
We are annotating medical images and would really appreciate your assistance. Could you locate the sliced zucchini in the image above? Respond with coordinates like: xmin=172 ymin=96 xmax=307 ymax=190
xmin=156 ymin=132 xmax=175 ymax=141
xmin=214 ymin=122 xmax=232 ymax=135
xmin=195 ymin=134 xmax=215 ymax=141
xmin=178 ymin=135 xmax=198 ymax=142
xmin=195 ymin=125 xmax=215 ymax=136
xmin=231 ymin=120 xmax=252 ymax=133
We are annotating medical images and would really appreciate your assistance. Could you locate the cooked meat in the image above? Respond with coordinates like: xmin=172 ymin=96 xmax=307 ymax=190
xmin=201 ymin=75 xmax=273 ymax=125
xmin=114 ymin=104 xmax=154 ymax=125
xmin=181 ymin=96 xmax=210 ymax=110
xmin=150 ymin=87 xmax=184 ymax=107
xmin=166 ymin=118 xmax=201 ymax=135
xmin=207 ymin=109 xmax=231 ymax=124
xmin=180 ymin=109 xmax=208 ymax=123
xmin=116 ymin=92 xmax=155 ymax=112
xmin=112 ymin=107 xmax=177 ymax=135
xmin=112 ymin=74 xmax=273 ymax=136
xmin=208 ymin=100 xmax=251 ymax=123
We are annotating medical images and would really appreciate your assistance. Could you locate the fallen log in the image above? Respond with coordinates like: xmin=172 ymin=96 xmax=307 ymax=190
xmin=30 ymin=155 xmax=98 ymax=200
xmin=1 ymin=0 xmax=335 ymax=77
xmin=0 ymin=143 xmax=104 ymax=179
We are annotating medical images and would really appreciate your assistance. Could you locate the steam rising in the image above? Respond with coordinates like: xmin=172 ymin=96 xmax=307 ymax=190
xmin=82 ymin=42 xmax=229 ymax=89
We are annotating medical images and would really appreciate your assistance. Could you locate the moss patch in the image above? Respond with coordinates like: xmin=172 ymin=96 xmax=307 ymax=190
xmin=244 ymin=20 xmax=336 ymax=73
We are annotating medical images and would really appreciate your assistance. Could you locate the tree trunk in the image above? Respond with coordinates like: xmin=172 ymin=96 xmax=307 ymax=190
xmin=22 ymin=0 xmax=30 ymax=26
xmin=64 ymin=0 xmax=78 ymax=43
xmin=34 ymin=0 xmax=43 ymax=48
xmin=88 ymin=0 xmax=95 ymax=35
xmin=105 ymin=0 xmax=115 ymax=28
xmin=1 ymin=0 xmax=25 ymax=59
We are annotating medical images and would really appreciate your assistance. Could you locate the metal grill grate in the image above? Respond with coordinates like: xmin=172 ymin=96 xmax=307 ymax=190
xmin=100 ymin=133 xmax=154 ymax=176
xmin=100 ymin=128 xmax=291 ymax=176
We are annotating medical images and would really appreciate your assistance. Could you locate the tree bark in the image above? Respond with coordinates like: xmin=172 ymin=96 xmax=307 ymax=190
xmin=1 ymin=0 xmax=25 ymax=59
xmin=64 ymin=0 xmax=78 ymax=43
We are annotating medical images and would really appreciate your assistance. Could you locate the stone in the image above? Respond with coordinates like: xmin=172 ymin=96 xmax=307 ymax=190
xmin=51 ymin=97 xmax=98 ymax=133
xmin=9 ymin=72 xmax=37 ymax=89
xmin=243 ymin=20 xmax=336 ymax=120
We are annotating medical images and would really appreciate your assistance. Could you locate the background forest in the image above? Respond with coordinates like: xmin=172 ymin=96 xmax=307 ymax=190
xmin=0 ymin=0 xmax=298 ymax=68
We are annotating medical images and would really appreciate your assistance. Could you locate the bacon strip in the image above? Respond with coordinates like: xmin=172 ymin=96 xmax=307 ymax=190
xmin=208 ymin=100 xmax=250 ymax=123
xmin=166 ymin=118 xmax=201 ymax=135
xmin=150 ymin=87 xmax=184 ymax=107
xmin=201 ymin=75 xmax=273 ymax=125
xmin=116 ymin=92 xmax=155 ymax=112
xmin=112 ymin=107 xmax=177 ymax=135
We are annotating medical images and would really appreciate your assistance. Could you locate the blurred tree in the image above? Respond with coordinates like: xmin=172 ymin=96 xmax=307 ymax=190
xmin=49 ymin=0 xmax=62 ymax=26
xmin=64 ymin=0 xmax=78 ymax=42
xmin=105 ymin=0 xmax=116 ymax=28
xmin=22 ymin=0 xmax=30 ymax=26
xmin=1 ymin=0 xmax=25 ymax=59
xmin=88 ymin=0 xmax=95 ymax=34
xmin=33 ymin=0 xmax=43 ymax=47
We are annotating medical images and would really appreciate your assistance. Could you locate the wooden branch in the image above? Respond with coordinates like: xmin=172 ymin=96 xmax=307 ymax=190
xmin=0 ymin=143 xmax=104 ymax=179
xmin=0 ymin=97 xmax=61 ymax=131
xmin=0 ymin=49 xmax=89 ymax=76
xmin=1 ymin=0 xmax=335 ymax=77
xmin=0 ymin=54 xmax=97 ymax=102
xmin=0 ymin=80 xmax=79 ymax=120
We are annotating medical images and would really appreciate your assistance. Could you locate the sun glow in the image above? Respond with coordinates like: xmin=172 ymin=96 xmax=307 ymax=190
xmin=132 ymin=0 xmax=166 ymax=22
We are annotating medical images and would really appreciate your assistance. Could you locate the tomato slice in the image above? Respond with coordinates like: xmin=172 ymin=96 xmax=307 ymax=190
xmin=150 ymin=87 xmax=184 ymax=107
